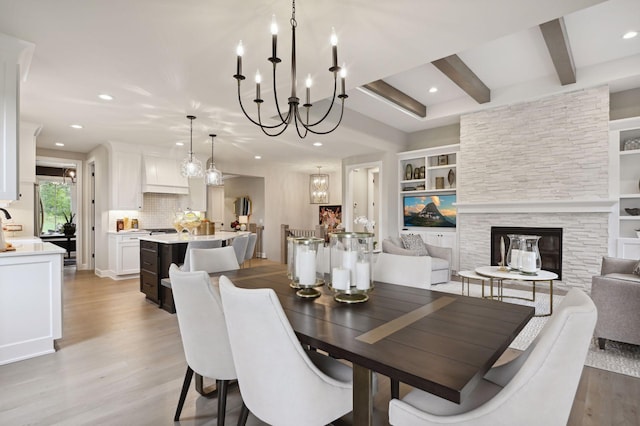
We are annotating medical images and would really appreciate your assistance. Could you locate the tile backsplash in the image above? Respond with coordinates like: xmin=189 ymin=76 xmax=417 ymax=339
xmin=108 ymin=193 xmax=203 ymax=231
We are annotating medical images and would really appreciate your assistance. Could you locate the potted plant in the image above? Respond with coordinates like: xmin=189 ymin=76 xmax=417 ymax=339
xmin=62 ymin=212 xmax=76 ymax=236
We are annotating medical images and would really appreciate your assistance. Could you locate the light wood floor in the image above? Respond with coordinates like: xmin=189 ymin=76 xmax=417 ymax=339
xmin=0 ymin=263 xmax=638 ymax=425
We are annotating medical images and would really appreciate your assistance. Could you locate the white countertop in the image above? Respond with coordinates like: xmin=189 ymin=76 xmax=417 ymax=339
xmin=0 ymin=241 xmax=66 ymax=258
xmin=139 ymin=231 xmax=247 ymax=244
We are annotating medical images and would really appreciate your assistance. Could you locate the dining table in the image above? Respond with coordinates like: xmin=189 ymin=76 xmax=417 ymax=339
xmin=169 ymin=264 xmax=534 ymax=425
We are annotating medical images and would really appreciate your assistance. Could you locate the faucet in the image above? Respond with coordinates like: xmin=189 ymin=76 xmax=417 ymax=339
xmin=0 ymin=208 xmax=11 ymax=220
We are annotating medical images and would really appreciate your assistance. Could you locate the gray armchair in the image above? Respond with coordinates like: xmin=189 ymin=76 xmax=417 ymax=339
xmin=591 ymin=256 xmax=640 ymax=349
xmin=381 ymin=236 xmax=451 ymax=284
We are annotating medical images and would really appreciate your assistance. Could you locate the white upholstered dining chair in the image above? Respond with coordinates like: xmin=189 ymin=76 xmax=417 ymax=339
xmin=231 ymin=234 xmax=249 ymax=267
xmin=181 ymin=239 xmax=222 ymax=272
xmin=168 ymin=264 xmax=238 ymax=425
xmin=389 ymin=288 xmax=597 ymax=426
xmin=189 ymin=246 xmax=239 ymax=273
xmin=219 ymin=276 xmax=354 ymax=426
xmin=373 ymin=252 xmax=432 ymax=289
xmin=241 ymin=233 xmax=257 ymax=267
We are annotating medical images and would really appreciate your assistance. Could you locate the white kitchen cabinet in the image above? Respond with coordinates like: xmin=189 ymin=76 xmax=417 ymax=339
xmin=0 ymin=34 xmax=34 ymax=203
xmin=108 ymin=232 xmax=146 ymax=278
xmin=111 ymin=151 xmax=143 ymax=210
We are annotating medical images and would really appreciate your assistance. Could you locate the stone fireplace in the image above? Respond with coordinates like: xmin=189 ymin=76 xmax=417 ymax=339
xmin=456 ymin=86 xmax=614 ymax=291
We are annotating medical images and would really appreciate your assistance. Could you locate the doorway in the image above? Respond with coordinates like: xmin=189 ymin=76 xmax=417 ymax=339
xmin=345 ymin=161 xmax=382 ymax=246
xmin=35 ymin=157 xmax=82 ymax=268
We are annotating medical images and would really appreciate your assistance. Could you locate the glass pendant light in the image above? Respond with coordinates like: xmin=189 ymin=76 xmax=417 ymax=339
xmin=205 ymin=133 xmax=224 ymax=186
xmin=181 ymin=115 xmax=203 ymax=178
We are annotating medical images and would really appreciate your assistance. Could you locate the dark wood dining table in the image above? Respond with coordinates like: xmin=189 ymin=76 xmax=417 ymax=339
xmin=180 ymin=264 xmax=534 ymax=425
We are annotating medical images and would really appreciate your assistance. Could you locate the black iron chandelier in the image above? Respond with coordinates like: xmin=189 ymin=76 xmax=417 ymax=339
xmin=233 ymin=0 xmax=348 ymax=138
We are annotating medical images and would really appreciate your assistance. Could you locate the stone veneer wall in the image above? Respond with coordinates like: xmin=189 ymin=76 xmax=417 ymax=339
xmin=458 ymin=86 xmax=611 ymax=291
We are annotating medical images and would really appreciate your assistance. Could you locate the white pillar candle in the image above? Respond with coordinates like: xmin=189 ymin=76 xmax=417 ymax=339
xmin=342 ymin=250 xmax=357 ymax=286
xmin=521 ymin=251 xmax=537 ymax=273
xmin=510 ymin=249 xmax=520 ymax=269
xmin=332 ymin=267 xmax=349 ymax=290
xmin=355 ymin=261 xmax=370 ymax=290
xmin=298 ymin=250 xmax=317 ymax=285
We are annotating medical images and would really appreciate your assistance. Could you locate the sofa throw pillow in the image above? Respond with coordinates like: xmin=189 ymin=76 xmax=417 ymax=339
xmin=400 ymin=234 xmax=429 ymax=256
xmin=634 ymin=260 xmax=640 ymax=276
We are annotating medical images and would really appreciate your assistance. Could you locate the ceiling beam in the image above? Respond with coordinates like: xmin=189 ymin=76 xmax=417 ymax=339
xmin=362 ymin=80 xmax=427 ymax=118
xmin=539 ymin=17 xmax=576 ymax=85
xmin=431 ymin=55 xmax=490 ymax=104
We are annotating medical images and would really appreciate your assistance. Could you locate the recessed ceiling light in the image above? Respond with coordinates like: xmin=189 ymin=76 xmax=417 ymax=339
xmin=98 ymin=94 xmax=114 ymax=101
xmin=176 ymin=142 xmax=184 ymax=146
xmin=429 ymin=87 xmax=438 ymax=93
xmin=55 ymin=142 xmax=64 ymax=147
xmin=254 ymin=155 xmax=262 ymax=160
xmin=70 ymin=124 xmax=83 ymax=129
xmin=622 ymin=31 xmax=638 ymax=40
xmin=313 ymin=142 xmax=323 ymax=147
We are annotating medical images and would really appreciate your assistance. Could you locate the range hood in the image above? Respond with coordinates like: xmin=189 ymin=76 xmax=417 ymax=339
xmin=142 ymin=156 xmax=189 ymax=194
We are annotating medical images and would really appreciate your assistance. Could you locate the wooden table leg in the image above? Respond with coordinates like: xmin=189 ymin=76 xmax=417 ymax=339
xmin=353 ymin=364 xmax=373 ymax=426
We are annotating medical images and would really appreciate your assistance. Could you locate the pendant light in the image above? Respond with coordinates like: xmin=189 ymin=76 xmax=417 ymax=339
xmin=205 ymin=133 xmax=224 ymax=186
xmin=309 ymin=166 xmax=329 ymax=204
xmin=181 ymin=115 xmax=203 ymax=178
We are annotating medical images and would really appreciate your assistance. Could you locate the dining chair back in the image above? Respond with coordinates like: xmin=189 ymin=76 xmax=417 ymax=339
xmin=389 ymin=288 xmax=597 ymax=426
xmin=168 ymin=264 xmax=237 ymax=424
xmin=189 ymin=246 xmax=239 ymax=273
xmin=231 ymin=234 xmax=249 ymax=266
xmin=242 ymin=233 xmax=258 ymax=267
xmin=373 ymin=252 xmax=432 ymax=288
xmin=219 ymin=276 xmax=353 ymax=426
xmin=181 ymin=239 xmax=222 ymax=271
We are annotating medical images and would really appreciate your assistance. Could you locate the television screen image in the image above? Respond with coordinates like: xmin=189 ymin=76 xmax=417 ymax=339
xmin=403 ymin=194 xmax=456 ymax=228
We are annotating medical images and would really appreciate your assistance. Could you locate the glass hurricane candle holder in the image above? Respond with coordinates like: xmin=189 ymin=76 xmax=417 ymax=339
xmin=328 ymin=232 xmax=374 ymax=303
xmin=520 ymin=235 xmax=542 ymax=275
xmin=290 ymin=237 xmax=325 ymax=298
xmin=506 ymin=234 xmax=524 ymax=271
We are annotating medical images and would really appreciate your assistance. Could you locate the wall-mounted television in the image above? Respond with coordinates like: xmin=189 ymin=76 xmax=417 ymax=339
xmin=403 ymin=194 xmax=456 ymax=228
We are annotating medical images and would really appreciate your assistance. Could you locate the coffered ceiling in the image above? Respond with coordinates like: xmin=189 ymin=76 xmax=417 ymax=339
xmin=0 ymin=0 xmax=638 ymax=173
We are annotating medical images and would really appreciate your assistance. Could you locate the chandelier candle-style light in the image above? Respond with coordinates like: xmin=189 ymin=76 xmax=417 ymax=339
xmin=310 ymin=167 xmax=329 ymax=204
xmin=205 ymin=133 xmax=224 ymax=186
xmin=181 ymin=115 xmax=203 ymax=178
xmin=233 ymin=0 xmax=348 ymax=138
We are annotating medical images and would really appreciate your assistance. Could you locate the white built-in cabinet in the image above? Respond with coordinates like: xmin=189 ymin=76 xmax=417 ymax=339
xmin=108 ymin=232 xmax=146 ymax=278
xmin=0 ymin=34 xmax=34 ymax=203
xmin=397 ymin=144 xmax=460 ymax=272
xmin=110 ymin=150 xmax=143 ymax=210
xmin=611 ymin=117 xmax=640 ymax=259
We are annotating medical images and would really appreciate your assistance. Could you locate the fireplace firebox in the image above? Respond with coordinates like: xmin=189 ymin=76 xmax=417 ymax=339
xmin=490 ymin=227 xmax=563 ymax=280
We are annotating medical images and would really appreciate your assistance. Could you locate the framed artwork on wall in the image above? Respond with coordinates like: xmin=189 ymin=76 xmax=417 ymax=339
xmin=319 ymin=205 xmax=342 ymax=230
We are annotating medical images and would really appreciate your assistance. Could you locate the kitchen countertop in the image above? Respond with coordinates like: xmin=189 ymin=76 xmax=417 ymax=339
xmin=1 ymin=241 xmax=66 ymax=257
xmin=138 ymin=230 xmax=247 ymax=244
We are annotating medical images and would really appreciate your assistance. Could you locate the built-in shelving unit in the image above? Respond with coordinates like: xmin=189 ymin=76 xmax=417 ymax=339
xmin=610 ymin=117 xmax=640 ymax=259
xmin=397 ymin=144 xmax=460 ymax=271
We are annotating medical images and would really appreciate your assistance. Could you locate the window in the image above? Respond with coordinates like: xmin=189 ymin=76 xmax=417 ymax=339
xmin=38 ymin=181 xmax=73 ymax=234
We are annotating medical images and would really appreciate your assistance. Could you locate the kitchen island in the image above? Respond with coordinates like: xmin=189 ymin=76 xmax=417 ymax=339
xmin=138 ymin=231 xmax=247 ymax=312
xmin=0 ymin=241 xmax=65 ymax=365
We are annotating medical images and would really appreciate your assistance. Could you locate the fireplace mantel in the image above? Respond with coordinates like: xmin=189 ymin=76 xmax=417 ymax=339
xmin=456 ymin=199 xmax=617 ymax=214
